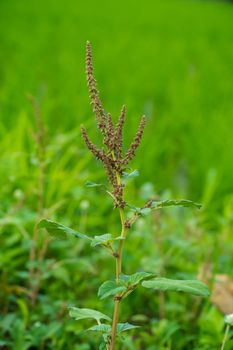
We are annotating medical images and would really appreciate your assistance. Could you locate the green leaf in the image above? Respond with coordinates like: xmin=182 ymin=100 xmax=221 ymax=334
xmin=91 ymin=234 xmax=112 ymax=247
xmin=125 ymin=203 xmax=139 ymax=212
xmin=117 ymin=322 xmax=140 ymax=334
xmin=122 ymin=170 xmax=139 ymax=179
xmin=120 ymin=272 xmax=156 ymax=286
xmin=38 ymin=219 xmax=90 ymax=240
xmin=69 ymin=307 xmax=111 ymax=322
xmin=151 ymin=199 xmax=202 ymax=210
xmin=85 ymin=181 xmax=103 ymax=188
xmin=140 ymin=208 xmax=152 ymax=216
xmin=87 ymin=324 xmax=111 ymax=333
xmin=90 ymin=234 xmax=124 ymax=248
xmin=87 ymin=323 xmax=139 ymax=335
xmin=142 ymin=278 xmax=210 ymax=297
xmin=98 ymin=280 xmax=127 ymax=299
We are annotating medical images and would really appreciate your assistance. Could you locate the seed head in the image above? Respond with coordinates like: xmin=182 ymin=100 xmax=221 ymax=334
xmin=122 ymin=115 xmax=146 ymax=165
xmin=82 ymin=42 xmax=146 ymax=208
xmin=86 ymin=41 xmax=106 ymax=134
xmin=114 ymin=105 xmax=126 ymax=159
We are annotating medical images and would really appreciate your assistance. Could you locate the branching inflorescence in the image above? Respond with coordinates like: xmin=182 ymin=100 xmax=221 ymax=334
xmin=81 ymin=41 xmax=146 ymax=209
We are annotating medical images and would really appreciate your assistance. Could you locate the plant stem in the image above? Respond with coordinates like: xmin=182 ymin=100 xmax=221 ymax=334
xmin=221 ymin=324 xmax=230 ymax=350
xmin=109 ymin=172 xmax=127 ymax=350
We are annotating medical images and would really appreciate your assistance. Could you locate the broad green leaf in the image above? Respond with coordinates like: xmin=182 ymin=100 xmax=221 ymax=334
xmin=151 ymin=199 xmax=202 ymax=210
xmin=122 ymin=170 xmax=139 ymax=179
xmin=69 ymin=307 xmax=111 ymax=322
xmin=91 ymin=234 xmax=112 ymax=247
xmin=85 ymin=181 xmax=103 ymax=188
xmin=120 ymin=272 xmax=156 ymax=286
xmin=38 ymin=219 xmax=90 ymax=240
xmin=142 ymin=278 xmax=210 ymax=297
xmin=98 ymin=280 xmax=127 ymax=299
xmin=117 ymin=323 xmax=140 ymax=334
xmin=87 ymin=324 xmax=111 ymax=333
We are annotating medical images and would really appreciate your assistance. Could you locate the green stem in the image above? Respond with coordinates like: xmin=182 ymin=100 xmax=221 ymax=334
xmin=109 ymin=171 xmax=127 ymax=350
xmin=221 ymin=324 xmax=230 ymax=350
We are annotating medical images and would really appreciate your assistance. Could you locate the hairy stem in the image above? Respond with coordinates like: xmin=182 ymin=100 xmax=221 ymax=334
xmin=109 ymin=173 xmax=127 ymax=350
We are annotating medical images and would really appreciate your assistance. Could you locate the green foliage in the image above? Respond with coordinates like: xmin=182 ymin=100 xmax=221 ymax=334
xmin=38 ymin=219 xmax=90 ymax=240
xmin=122 ymin=170 xmax=139 ymax=179
xmin=98 ymin=280 xmax=127 ymax=300
xmin=90 ymin=234 xmax=122 ymax=248
xmin=142 ymin=278 xmax=210 ymax=297
xmin=98 ymin=272 xmax=156 ymax=300
xmin=120 ymin=272 xmax=156 ymax=287
xmin=69 ymin=307 xmax=111 ymax=322
xmin=85 ymin=181 xmax=104 ymax=188
xmin=150 ymin=199 xmax=202 ymax=210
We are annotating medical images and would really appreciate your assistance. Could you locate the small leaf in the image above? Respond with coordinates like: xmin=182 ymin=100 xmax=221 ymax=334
xmin=85 ymin=181 xmax=103 ymax=188
xmin=87 ymin=324 xmax=111 ymax=333
xmin=91 ymin=234 xmax=113 ymax=248
xmin=122 ymin=170 xmax=139 ymax=179
xmin=140 ymin=208 xmax=152 ymax=216
xmin=38 ymin=219 xmax=90 ymax=240
xmin=120 ymin=272 xmax=156 ymax=286
xmin=117 ymin=322 xmax=140 ymax=334
xmin=142 ymin=278 xmax=210 ymax=297
xmin=125 ymin=203 xmax=139 ymax=212
xmin=69 ymin=307 xmax=111 ymax=322
xmin=98 ymin=280 xmax=127 ymax=299
xmin=87 ymin=323 xmax=139 ymax=335
xmin=151 ymin=199 xmax=202 ymax=210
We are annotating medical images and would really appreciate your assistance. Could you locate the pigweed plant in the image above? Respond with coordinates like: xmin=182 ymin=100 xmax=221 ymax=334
xmin=39 ymin=42 xmax=210 ymax=349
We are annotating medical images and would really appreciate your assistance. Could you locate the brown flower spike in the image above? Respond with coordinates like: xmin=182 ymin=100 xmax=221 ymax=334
xmin=82 ymin=41 xmax=146 ymax=208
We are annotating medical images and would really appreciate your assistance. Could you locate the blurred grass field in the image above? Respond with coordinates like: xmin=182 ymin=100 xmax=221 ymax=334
xmin=0 ymin=0 xmax=233 ymax=349
xmin=1 ymin=0 xmax=233 ymax=203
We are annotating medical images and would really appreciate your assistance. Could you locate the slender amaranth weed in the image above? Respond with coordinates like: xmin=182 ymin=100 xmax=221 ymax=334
xmin=39 ymin=42 xmax=210 ymax=349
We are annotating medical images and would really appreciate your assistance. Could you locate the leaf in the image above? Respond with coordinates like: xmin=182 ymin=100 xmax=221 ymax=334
xmin=87 ymin=323 xmax=139 ymax=335
xmin=69 ymin=307 xmax=111 ymax=322
xmin=91 ymin=234 xmax=112 ymax=248
xmin=87 ymin=324 xmax=111 ymax=333
xmin=38 ymin=219 xmax=90 ymax=240
xmin=98 ymin=280 xmax=127 ymax=299
xmin=90 ymin=234 xmax=124 ymax=248
xmin=85 ymin=181 xmax=103 ymax=188
xmin=122 ymin=170 xmax=139 ymax=179
xmin=117 ymin=323 xmax=140 ymax=334
xmin=120 ymin=272 xmax=156 ymax=286
xmin=125 ymin=203 xmax=139 ymax=212
xmin=151 ymin=199 xmax=202 ymax=210
xmin=142 ymin=278 xmax=210 ymax=297
xmin=140 ymin=208 xmax=152 ymax=216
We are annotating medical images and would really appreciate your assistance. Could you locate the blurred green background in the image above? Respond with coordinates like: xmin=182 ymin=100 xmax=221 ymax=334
xmin=0 ymin=0 xmax=233 ymax=349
